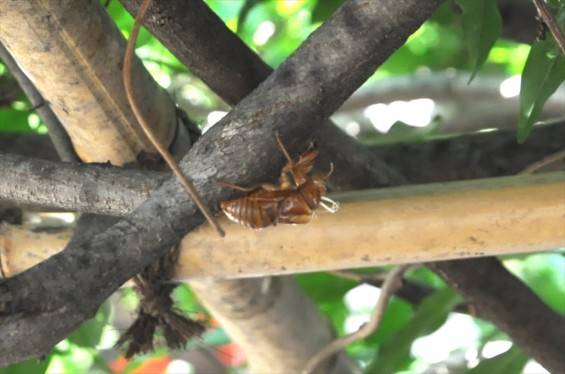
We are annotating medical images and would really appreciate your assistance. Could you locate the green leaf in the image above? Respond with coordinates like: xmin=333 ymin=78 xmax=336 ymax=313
xmin=295 ymin=272 xmax=356 ymax=334
xmin=173 ymin=284 xmax=199 ymax=312
xmin=406 ymin=267 xmax=446 ymax=288
xmin=504 ymin=253 xmax=565 ymax=313
xmin=0 ymin=356 xmax=50 ymax=374
xmin=67 ymin=302 xmax=110 ymax=348
xmin=466 ymin=345 xmax=529 ymax=374
xmin=367 ymin=288 xmax=461 ymax=374
xmin=311 ymin=0 xmax=344 ymax=24
xmin=295 ymin=272 xmax=356 ymax=304
xmin=200 ymin=327 xmax=231 ymax=347
xmin=518 ymin=38 xmax=565 ymax=143
xmin=363 ymin=299 xmax=414 ymax=346
xmin=237 ymin=0 xmax=267 ymax=34
xmin=455 ymin=0 xmax=502 ymax=82
xmin=0 ymin=108 xmax=33 ymax=132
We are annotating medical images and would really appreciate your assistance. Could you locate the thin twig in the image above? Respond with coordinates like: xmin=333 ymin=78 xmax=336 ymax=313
xmin=302 ymin=264 xmax=411 ymax=374
xmin=519 ymin=150 xmax=565 ymax=175
xmin=124 ymin=0 xmax=224 ymax=237
xmin=533 ymin=0 xmax=565 ymax=54
xmin=0 ymin=42 xmax=79 ymax=163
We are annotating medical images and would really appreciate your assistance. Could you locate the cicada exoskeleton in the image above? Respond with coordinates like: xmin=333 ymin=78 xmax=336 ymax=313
xmin=220 ymin=135 xmax=338 ymax=229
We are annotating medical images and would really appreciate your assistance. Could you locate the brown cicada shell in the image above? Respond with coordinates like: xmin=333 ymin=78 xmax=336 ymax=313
xmin=219 ymin=135 xmax=338 ymax=229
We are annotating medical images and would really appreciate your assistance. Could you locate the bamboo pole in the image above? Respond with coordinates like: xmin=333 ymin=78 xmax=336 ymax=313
xmin=2 ymin=173 xmax=563 ymax=280
xmin=0 ymin=1 xmax=176 ymax=164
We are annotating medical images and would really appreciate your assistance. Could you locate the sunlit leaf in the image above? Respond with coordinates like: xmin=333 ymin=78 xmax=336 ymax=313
xmin=466 ymin=345 xmax=528 ymax=374
xmin=455 ymin=0 xmax=502 ymax=82
xmin=518 ymin=37 xmax=565 ymax=143
xmin=366 ymin=288 xmax=461 ymax=373
xmin=295 ymin=272 xmax=356 ymax=303
xmin=173 ymin=284 xmax=199 ymax=312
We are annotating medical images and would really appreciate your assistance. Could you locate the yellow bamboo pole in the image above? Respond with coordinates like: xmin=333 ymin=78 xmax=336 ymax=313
xmin=0 ymin=1 xmax=176 ymax=164
xmin=1 ymin=173 xmax=563 ymax=280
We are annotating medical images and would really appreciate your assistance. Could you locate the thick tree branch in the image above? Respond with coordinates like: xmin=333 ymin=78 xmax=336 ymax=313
xmin=2 ymin=123 xmax=563 ymax=215
xmin=0 ymin=0 xmax=442 ymax=366
xmin=374 ymin=122 xmax=565 ymax=182
xmin=429 ymin=259 xmax=565 ymax=374
xmin=119 ymin=0 xmax=407 ymax=192
xmin=0 ymin=153 xmax=167 ymax=216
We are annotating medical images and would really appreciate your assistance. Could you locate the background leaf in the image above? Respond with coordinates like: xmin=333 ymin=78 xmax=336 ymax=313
xmin=518 ymin=37 xmax=565 ymax=143
xmin=466 ymin=345 xmax=528 ymax=374
xmin=455 ymin=0 xmax=502 ymax=82
xmin=67 ymin=302 xmax=110 ymax=348
xmin=237 ymin=0 xmax=268 ymax=34
xmin=0 ymin=356 xmax=50 ymax=374
xmin=311 ymin=0 xmax=344 ymax=24
xmin=367 ymin=288 xmax=461 ymax=373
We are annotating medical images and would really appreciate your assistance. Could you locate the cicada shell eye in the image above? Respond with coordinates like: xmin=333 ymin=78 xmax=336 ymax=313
xmin=320 ymin=196 xmax=339 ymax=213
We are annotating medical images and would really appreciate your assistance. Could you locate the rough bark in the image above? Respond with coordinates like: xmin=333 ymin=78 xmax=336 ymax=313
xmin=0 ymin=0 xmax=443 ymax=366
xmin=373 ymin=122 xmax=565 ymax=182
xmin=0 ymin=153 xmax=168 ymax=216
xmin=119 ymin=0 xmax=407 ymax=191
xmin=2 ymin=123 xmax=564 ymax=215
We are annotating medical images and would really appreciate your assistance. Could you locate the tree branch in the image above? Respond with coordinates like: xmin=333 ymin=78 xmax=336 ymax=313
xmin=0 ymin=153 xmax=167 ymax=216
xmin=0 ymin=0 xmax=443 ymax=366
xmin=119 ymin=0 xmax=407 ymax=192
xmin=429 ymin=259 xmax=565 ymax=374
xmin=2 ymin=122 xmax=563 ymax=215
xmin=533 ymin=0 xmax=565 ymax=53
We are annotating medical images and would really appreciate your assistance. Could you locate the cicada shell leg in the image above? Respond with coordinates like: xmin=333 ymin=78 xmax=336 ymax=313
xmin=320 ymin=196 xmax=340 ymax=213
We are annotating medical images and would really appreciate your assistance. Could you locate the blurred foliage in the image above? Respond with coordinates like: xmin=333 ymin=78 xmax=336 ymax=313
xmin=518 ymin=34 xmax=565 ymax=142
xmin=456 ymin=0 xmax=503 ymax=83
xmin=466 ymin=345 xmax=529 ymax=374
xmin=367 ymin=288 xmax=462 ymax=373
xmin=0 ymin=0 xmax=564 ymax=373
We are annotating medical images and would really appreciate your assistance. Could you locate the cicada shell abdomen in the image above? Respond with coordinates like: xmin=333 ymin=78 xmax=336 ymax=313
xmin=220 ymin=191 xmax=288 ymax=229
xmin=219 ymin=135 xmax=337 ymax=229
